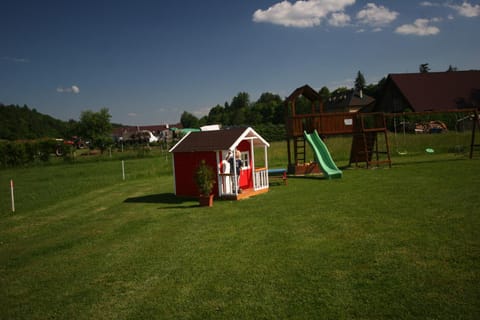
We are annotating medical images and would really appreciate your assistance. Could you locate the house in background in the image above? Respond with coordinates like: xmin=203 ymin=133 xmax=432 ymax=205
xmin=169 ymin=127 xmax=270 ymax=200
xmin=324 ymin=89 xmax=375 ymax=113
xmin=112 ymin=123 xmax=183 ymax=144
xmin=374 ymin=70 xmax=480 ymax=113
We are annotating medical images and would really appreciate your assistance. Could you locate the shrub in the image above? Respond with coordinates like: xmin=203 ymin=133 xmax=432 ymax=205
xmin=194 ymin=160 xmax=216 ymax=196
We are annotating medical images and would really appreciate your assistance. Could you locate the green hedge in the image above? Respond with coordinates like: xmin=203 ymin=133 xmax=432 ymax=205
xmin=0 ymin=140 xmax=72 ymax=168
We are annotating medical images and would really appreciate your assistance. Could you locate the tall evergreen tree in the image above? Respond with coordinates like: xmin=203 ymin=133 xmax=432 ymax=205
xmin=447 ymin=65 xmax=458 ymax=72
xmin=419 ymin=63 xmax=430 ymax=73
xmin=354 ymin=71 xmax=366 ymax=91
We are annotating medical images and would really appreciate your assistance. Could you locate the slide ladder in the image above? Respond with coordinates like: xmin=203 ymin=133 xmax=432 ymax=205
xmin=304 ymin=130 xmax=342 ymax=179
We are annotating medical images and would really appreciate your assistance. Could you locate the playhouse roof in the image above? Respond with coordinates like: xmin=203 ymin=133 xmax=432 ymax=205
xmin=286 ymin=84 xmax=321 ymax=102
xmin=169 ymin=127 xmax=269 ymax=153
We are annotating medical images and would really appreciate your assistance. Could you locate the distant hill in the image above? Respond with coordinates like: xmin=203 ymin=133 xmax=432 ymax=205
xmin=0 ymin=104 xmax=71 ymax=140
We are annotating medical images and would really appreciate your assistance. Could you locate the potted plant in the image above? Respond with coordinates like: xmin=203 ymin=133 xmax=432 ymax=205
xmin=194 ymin=159 xmax=216 ymax=207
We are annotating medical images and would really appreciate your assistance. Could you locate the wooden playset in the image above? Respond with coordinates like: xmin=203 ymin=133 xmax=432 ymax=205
xmin=285 ymin=85 xmax=392 ymax=175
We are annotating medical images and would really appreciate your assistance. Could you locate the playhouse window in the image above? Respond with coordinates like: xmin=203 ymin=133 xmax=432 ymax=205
xmin=240 ymin=151 xmax=250 ymax=169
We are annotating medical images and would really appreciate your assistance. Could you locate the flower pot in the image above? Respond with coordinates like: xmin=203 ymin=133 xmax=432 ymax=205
xmin=198 ymin=194 xmax=213 ymax=207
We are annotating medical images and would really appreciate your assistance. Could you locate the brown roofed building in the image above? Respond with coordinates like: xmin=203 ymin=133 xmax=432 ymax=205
xmin=375 ymin=70 xmax=480 ymax=113
xmin=324 ymin=89 xmax=375 ymax=113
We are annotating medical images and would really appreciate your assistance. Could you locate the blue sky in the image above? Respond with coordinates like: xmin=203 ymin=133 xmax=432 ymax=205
xmin=1 ymin=0 xmax=479 ymax=125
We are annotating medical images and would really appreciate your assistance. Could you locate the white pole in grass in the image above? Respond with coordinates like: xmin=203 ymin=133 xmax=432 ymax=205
xmin=10 ymin=179 xmax=15 ymax=213
xmin=122 ymin=160 xmax=125 ymax=181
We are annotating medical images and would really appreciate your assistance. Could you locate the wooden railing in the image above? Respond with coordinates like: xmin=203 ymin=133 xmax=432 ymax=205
xmin=254 ymin=168 xmax=269 ymax=190
xmin=286 ymin=112 xmax=387 ymax=137
xmin=218 ymin=168 xmax=269 ymax=196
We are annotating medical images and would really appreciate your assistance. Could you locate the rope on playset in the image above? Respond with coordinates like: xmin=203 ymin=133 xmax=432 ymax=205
xmin=393 ymin=114 xmax=408 ymax=155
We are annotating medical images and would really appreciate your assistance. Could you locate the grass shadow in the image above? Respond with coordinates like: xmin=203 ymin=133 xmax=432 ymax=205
xmin=124 ymin=193 xmax=198 ymax=208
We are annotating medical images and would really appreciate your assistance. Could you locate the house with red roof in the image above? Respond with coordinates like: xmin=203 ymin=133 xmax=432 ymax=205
xmin=169 ymin=127 xmax=270 ymax=200
xmin=374 ymin=70 xmax=480 ymax=113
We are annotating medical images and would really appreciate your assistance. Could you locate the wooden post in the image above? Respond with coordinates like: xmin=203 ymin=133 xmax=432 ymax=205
xmin=10 ymin=179 xmax=15 ymax=213
xmin=471 ymin=110 xmax=480 ymax=159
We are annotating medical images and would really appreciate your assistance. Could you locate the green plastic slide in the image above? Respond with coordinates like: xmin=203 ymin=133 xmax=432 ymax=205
xmin=304 ymin=130 xmax=342 ymax=179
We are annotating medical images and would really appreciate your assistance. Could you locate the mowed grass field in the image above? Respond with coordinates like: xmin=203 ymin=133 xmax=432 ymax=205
xmin=1 ymin=139 xmax=479 ymax=319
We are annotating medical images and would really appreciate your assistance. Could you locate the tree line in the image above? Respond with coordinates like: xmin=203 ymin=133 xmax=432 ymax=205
xmin=0 ymin=104 xmax=113 ymax=145
xmin=180 ymin=63 xmax=460 ymax=132
xmin=2 ymin=71 xmax=385 ymax=145
xmin=0 ymin=104 xmax=70 ymax=140
xmin=0 ymin=105 xmax=114 ymax=167
xmin=180 ymin=71 xmax=385 ymax=141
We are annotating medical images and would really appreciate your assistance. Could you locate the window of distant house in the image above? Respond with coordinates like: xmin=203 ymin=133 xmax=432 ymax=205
xmin=240 ymin=151 xmax=250 ymax=169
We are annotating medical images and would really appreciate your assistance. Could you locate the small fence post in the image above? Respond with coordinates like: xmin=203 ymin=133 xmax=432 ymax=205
xmin=10 ymin=179 xmax=15 ymax=213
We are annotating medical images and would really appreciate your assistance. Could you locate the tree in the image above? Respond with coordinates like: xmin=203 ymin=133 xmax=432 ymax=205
xmin=229 ymin=92 xmax=250 ymax=110
xmin=0 ymin=104 xmax=69 ymax=140
xmin=319 ymin=86 xmax=330 ymax=102
xmin=419 ymin=63 xmax=430 ymax=73
xmin=257 ymin=92 xmax=282 ymax=105
xmin=447 ymin=65 xmax=458 ymax=72
xmin=363 ymin=76 xmax=387 ymax=100
xmin=230 ymin=108 xmax=246 ymax=125
xmin=180 ymin=111 xmax=199 ymax=128
xmin=354 ymin=71 xmax=366 ymax=91
xmin=331 ymin=87 xmax=349 ymax=97
xmin=246 ymin=104 xmax=264 ymax=125
xmin=78 ymin=108 xmax=112 ymax=152
xmin=225 ymin=92 xmax=250 ymax=125
xmin=207 ymin=105 xmax=226 ymax=124
xmin=251 ymin=92 xmax=283 ymax=124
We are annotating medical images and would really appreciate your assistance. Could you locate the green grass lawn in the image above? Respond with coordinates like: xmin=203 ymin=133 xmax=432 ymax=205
xmin=1 ymin=144 xmax=479 ymax=319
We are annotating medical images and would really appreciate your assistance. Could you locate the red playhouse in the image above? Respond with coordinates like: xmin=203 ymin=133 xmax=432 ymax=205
xmin=169 ymin=127 xmax=271 ymax=200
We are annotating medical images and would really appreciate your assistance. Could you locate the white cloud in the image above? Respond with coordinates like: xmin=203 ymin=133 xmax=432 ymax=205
xmin=356 ymin=3 xmax=399 ymax=27
xmin=57 ymin=85 xmax=80 ymax=94
xmin=252 ymin=0 xmax=355 ymax=28
xmin=395 ymin=18 xmax=440 ymax=36
xmin=328 ymin=12 xmax=351 ymax=26
xmin=128 ymin=113 xmax=137 ymax=117
xmin=448 ymin=1 xmax=480 ymax=17
xmin=1 ymin=56 xmax=30 ymax=63
xmin=419 ymin=1 xmax=439 ymax=7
